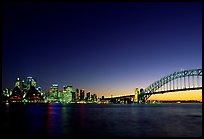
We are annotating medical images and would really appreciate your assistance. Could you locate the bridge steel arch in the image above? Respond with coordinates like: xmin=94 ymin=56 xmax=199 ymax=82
xmin=143 ymin=69 xmax=202 ymax=101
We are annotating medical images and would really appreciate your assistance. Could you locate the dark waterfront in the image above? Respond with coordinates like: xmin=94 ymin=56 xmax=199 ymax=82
xmin=1 ymin=103 xmax=202 ymax=138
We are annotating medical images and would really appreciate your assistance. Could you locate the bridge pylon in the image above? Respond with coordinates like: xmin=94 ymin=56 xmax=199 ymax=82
xmin=134 ymin=88 xmax=146 ymax=104
xmin=134 ymin=88 xmax=139 ymax=103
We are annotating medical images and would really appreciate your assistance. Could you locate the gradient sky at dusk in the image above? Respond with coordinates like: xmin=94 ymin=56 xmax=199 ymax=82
xmin=2 ymin=2 xmax=202 ymax=98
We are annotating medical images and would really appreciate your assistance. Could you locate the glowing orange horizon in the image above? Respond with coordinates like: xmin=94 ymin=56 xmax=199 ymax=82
xmin=99 ymin=90 xmax=202 ymax=102
xmin=148 ymin=90 xmax=202 ymax=102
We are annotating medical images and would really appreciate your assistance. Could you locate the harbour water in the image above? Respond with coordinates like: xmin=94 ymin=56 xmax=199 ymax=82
xmin=0 ymin=103 xmax=202 ymax=138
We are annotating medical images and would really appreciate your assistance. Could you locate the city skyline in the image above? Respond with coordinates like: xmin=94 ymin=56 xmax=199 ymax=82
xmin=2 ymin=2 xmax=202 ymax=99
xmin=2 ymin=74 xmax=202 ymax=102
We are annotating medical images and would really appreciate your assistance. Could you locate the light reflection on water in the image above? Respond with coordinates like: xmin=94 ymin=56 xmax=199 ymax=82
xmin=1 ymin=103 xmax=202 ymax=138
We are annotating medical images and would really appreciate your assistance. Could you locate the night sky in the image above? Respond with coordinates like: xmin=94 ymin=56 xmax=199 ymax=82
xmin=2 ymin=2 xmax=202 ymax=97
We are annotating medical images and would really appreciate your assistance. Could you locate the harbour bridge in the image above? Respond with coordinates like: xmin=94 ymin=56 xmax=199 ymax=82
xmin=103 ymin=69 xmax=202 ymax=103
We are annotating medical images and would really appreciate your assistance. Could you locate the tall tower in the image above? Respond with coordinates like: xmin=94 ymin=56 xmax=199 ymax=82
xmin=134 ymin=88 xmax=139 ymax=103
xmin=76 ymin=88 xmax=79 ymax=101
xmin=80 ymin=89 xmax=85 ymax=101
xmin=93 ymin=93 xmax=97 ymax=102
xmin=63 ymin=85 xmax=72 ymax=103
xmin=86 ymin=91 xmax=91 ymax=101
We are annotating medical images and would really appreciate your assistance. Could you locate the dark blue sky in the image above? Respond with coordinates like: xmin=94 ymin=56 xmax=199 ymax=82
xmin=2 ymin=2 xmax=202 ymax=97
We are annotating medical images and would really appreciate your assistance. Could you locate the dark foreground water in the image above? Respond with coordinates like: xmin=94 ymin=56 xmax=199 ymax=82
xmin=0 ymin=103 xmax=202 ymax=138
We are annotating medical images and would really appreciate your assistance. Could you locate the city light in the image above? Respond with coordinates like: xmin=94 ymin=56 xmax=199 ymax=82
xmin=1 ymin=69 xmax=202 ymax=104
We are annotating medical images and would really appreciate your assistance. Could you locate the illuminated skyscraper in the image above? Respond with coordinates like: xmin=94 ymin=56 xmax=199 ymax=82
xmin=63 ymin=85 xmax=72 ymax=103
xmin=50 ymin=84 xmax=59 ymax=98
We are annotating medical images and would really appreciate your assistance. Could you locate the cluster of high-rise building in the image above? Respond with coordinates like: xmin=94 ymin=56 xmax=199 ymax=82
xmin=45 ymin=83 xmax=98 ymax=103
xmin=2 ymin=77 xmax=98 ymax=103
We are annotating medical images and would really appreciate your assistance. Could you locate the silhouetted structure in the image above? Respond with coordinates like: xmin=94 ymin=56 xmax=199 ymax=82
xmin=25 ymin=86 xmax=42 ymax=102
xmin=8 ymin=86 xmax=23 ymax=102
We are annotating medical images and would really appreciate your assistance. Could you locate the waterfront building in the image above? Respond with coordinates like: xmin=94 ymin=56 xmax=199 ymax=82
xmin=76 ymin=88 xmax=80 ymax=101
xmin=58 ymin=90 xmax=62 ymax=98
xmin=3 ymin=76 xmax=44 ymax=103
xmin=36 ymin=87 xmax=45 ymax=98
xmin=86 ymin=91 xmax=91 ymax=101
xmin=80 ymin=89 xmax=85 ymax=101
xmin=72 ymin=91 xmax=76 ymax=102
xmin=50 ymin=84 xmax=59 ymax=98
xmin=24 ymin=86 xmax=42 ymax=102
xmin=22 ymin=76 xmax=37 ymax=97
xmin=46 ymin=84 xmax=59 ymax=102
xmin=101 ymin=96 xmax=104 ymax=100
xmin=2 ymin=88 xmax=12 ymax=97
xmin=9 ymin=77 xmax=23 ymax=102
xmin=63 ymin=85 xmax=72 ymax=103
xmin=91 ymin=93 xmax=97 ymax=102
xmin=22 ymin=77 xmax=37 ymax=98
xmin=57 ymin=90 xmax=63 ymax=102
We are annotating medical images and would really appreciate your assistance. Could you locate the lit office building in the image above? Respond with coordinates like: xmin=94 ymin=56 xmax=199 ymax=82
xmin=58 ymin=90 xmax=62 ymax=98
xmin=50 ymin=84 xmax=59 ymax=98
xmin=62 ymin=85 xmax=72 ymax=103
